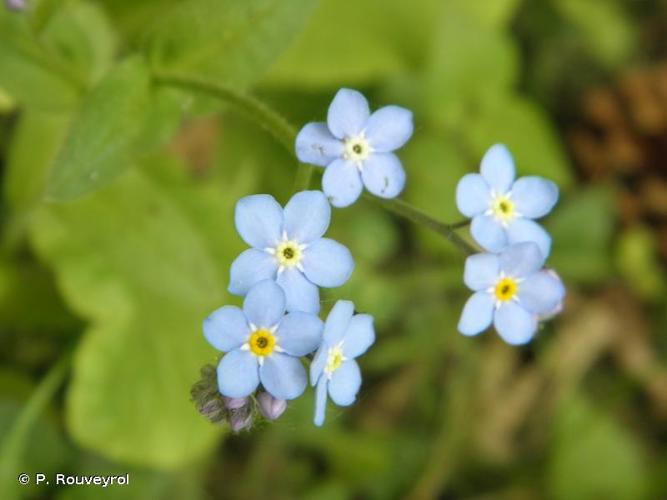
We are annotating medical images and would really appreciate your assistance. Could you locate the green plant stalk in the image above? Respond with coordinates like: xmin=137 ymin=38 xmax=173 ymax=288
xmin=153 ymin=72 xmax=476 ymax=254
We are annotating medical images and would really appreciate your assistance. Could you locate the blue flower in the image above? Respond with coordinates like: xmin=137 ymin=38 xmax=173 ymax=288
xmin=458 ymin=242 xmax=565 ymax=345
xmin=309 ymin=300 xmax=375 ymax=426
xmin=295 ymin=88 xmax=414 ymax=208
xmin=203 ymin=280 xmax=323 ymax=400
xmin=229 ymin=190 xmax=354 ymax=314
xmin=456 ymin=144 xmax=559 ymax=258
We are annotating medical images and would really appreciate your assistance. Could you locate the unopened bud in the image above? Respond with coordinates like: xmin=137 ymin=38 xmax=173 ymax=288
xmin=257 ymin=392 xmax=287 ymax=421
xmin=228 ymin=405 xmax=253 ymax=433
xmin=223 ymin=396 xmax=248 ymax=410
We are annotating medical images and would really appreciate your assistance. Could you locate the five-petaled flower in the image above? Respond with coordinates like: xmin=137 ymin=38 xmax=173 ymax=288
xmin=229 ymin=190 xmax=354 ymax=314
xmin=458 ymin=242 xmax=565 ymax=345
xmin=295 ymin=88 xmax=414 ymax=207
xmin=204 ymin=280 xmax=323 ymax=400
xmin=456 ymin=144 xmax=559 ymax=258
xmin=310 ymin=300 xmax=375 ymax=426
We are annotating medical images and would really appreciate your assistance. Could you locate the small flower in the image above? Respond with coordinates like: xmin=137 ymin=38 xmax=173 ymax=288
xmin=229 ymin=190 xmax=354 ymax=314
xmin=310 ymin=300 xmax=375 ymax=426
xmin=257 ymin=392 xmax=287 ymax=421
xmin=458 ymin=242 xmax=566 ymax=345
xmin=204 ymin=280 xmax=323 ymax=400
xmin=5 ymin=0 xmax=26 ymax=11
xmin=296 ymin=88 xmax=413 ymax=207
xmin=456 ymin=144 xmax=559 ymax=258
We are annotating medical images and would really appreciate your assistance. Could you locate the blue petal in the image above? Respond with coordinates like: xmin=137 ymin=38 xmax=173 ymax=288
xmin=480 ymin=144 xmax=515 ymax=193
xmin=361 ymin=153 xmax=406 ymax=199
xmin=506 ymin=219 xmax=552 ymax=261
xmin=456 ymin=173 xmax=491 ymax=217
xmin=283 ymin=190 xmax=331 ymax=243
xmin=203 ymin=306 xmax=249 ymax=352
xmin=493 ymin=302 xmax=538 ymax=345
xmin=228 ymin=249 xmax=278 ymax=296
xmin=342 ymin=314 xmax=374 ymax=359
xmin=464 ymin=252 xmax=500 ymax=291
xmin=243 ymin=280 xmax=286 ymax=327
xmin=276 ymin=268 xmax=320 ymax=314
xmin=323 ymin=300 xmax=354 ymax=345
xmin=313 ymin=377 xmax=328 ymax=426
xmin=235 ymin=194 xmax=283 ymax=249
xmin=327 ymin=88 xmax=370 ymax=139
xmin=518 ymin=270 xmax=566 ymax=315
xmin=302 ymin=238 xmax=354 ymax=287
xmin=499 ymin=241 xmax=545 ymax=278
xmin=322 ymin=159 xmax=363 ymax=208
xmin=471 ymin=214 xmax=507 ymax=252
xmin=295 ymin=122 xmax=343 ymax=167
xmin=260 ymin=353 xmax=307 ymax=400
xmin=328 ymin=360 xmax=361 ymax=406
xmin=364 ymin=105 xmax=414 ymax=152
xmin=276 ymin=312 xmax=323 ymax=356
xmin=217 ymin=350 xmax=259 ymax=398
xmin=511 ymin=176 xmax=559 ymax=219
xmin=458 ymin=292 xmax=494 ymax=336
xmin=310 ymin=346 xmax=327 ymax=386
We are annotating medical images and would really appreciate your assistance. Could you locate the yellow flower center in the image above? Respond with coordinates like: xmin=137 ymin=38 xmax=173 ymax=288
xmin=275 ymin=240 xmax=302 ymax=268
xmin=248 ymin=329 xmax=276 ymax=357
xmin=490 ymin=195 xmax=515 ymax=224
xmin=494 ymin=277 xmax=518 ymax=302
xmin=324 ymin=345 xmax=345 ymax=376
xmin=343 ymin=136 xmax=370 ymax=162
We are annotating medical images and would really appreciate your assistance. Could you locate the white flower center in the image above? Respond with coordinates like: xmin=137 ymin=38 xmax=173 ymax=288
xmin=486 ymin=192 xmax=518 ymax=226
xmin=266 ymin=232 xmax=306 ymax=274
xmin=487 ymin=272 xmax=523 ymax=309
xmin=343 ymin=135 xmax=371 ymax=164
xmin=324 ymin=344 xmax=346 ymax=379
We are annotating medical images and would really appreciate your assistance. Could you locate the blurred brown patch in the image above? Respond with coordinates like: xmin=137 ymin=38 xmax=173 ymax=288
xmin=168 ymin=116 xmax=220 ymax=176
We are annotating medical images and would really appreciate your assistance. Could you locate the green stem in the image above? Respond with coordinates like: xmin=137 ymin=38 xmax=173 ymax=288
xmin=153 ymin=72 xmax=476 ymax=253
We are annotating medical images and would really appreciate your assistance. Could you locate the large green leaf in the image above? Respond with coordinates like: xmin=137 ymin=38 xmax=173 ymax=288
xmin=30 ymin=160 xmax=253 ymax=468
xmin=144 ymin=0 xmax=319 ymax=88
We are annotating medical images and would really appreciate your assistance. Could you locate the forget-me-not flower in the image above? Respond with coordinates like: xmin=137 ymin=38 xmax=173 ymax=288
xmin=229 ymin=190 xmax=354 ymax=314
xmin=456 ymin=144 xmax=559 ymax=258
xmin=458 ymin=242 xmax=565 ymax=345
xmin=204 ymin=280 xmax=323 ymax=400
xmin=310 ymin=300 xmax=375 ymax=426
xmin=295 ymin=88 xmax=414 ymax=208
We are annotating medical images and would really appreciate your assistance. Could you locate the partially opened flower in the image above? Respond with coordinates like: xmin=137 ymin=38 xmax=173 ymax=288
xmin=229 ymin=190 xmax=354 ymax=314
xmin=204 ymin=280 xmax=323 ymax=400
xmin=456 ymin=144 xmax=559 ymax=258
xmin=310 ymin=300 xmax=375 ymax=426
xmin=458 ymin=242 xmax=565 ymax=345
xmin=296 ymin=88 xmax=413 ymax=207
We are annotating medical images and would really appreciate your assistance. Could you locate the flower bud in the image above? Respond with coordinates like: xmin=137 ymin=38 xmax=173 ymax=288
xmin=257 ymin=391 xmax=287 ymax=421
xmin=223 ymin=396 xmax=248 ymax=410
xmin=228 ymin=405 xmax=253 ymax=433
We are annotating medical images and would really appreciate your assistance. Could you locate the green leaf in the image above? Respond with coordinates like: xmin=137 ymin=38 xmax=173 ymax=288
xmin=45 ymin=57 xmax=151 ymax=201
xmin=144 ymin=0 xmax=318 ymax=88
xmin=30 ymin=161 xmax=254 ymax=468
xmin=615 ymin=226 xmax=667 ymax=301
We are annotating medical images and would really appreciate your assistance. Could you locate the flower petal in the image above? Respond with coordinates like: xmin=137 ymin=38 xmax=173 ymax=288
xmin=217 ymin=350 xmax=259 ymax=398
xmin=302 ymin=238 xmax=354 ymax=287
xmin=341 ymin=314 xmax=374 ymax=359
xmin=314 ymin=377 xmax=328 ymax=426
xmin=463 ymin=252 xmax=500 ymax=291
xmin=456 ymin=173 xmax=491 ymax=217
xmin=243 ymin=279 xmax=286 ymax=328
xmin=361 ymin=153 xmax=406 ymax=199
xmin=518 ymin=270 xmax=566 ymax=315
xmin=283 ymin=190 xmax=331 ymax=243
xmin=260 ymin=353 xmax=307 ymax=400
xmin=310 ymin=346 xmax=327 ymax=386
xmin=327 ymin=88 xmax=370 ymax=139
xmin=471 ymin=214 xmax=507 ymax=252
xmin=203 ymin=305 xmax=249 ymax=352
xmin=511 ymin=176 xmax=559 ymax=219
xmin=322 ymin=159 xmax=363 ymax=208
xmin=276 ymin=312 xmax=323 ymax=356
xmin=499 ymin=241 xmax=545 ymax=278
xmin=235 ymin=194 xmax=283 ymax=249
xmin=480 ymin=144 xmax=515 ymax=193
xmin=506 ymin=220 xmax=552 ymax=262
xmin=276 ymin=268 xmax=320 ymax=314
xmin=328 ymin=360 xmax=361 ymax=406
xmin=493 ymin=302 xmax=538 ymax=345
xmin=458 ymin=292 xmax=494 ymax=336
xmin=323 ymin=300 xmax=354 ymax=345
xmin=295 ymin=122 xmax=343 ymax=166
xmin=228 ymin=249 xmax=278 ymax=296
xmin=364 ymin=105 xmax=414 ymax=152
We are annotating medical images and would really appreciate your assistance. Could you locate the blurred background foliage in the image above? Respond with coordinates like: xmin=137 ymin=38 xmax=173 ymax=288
xmin=1 ymin=0 xmax=666 ymax=498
